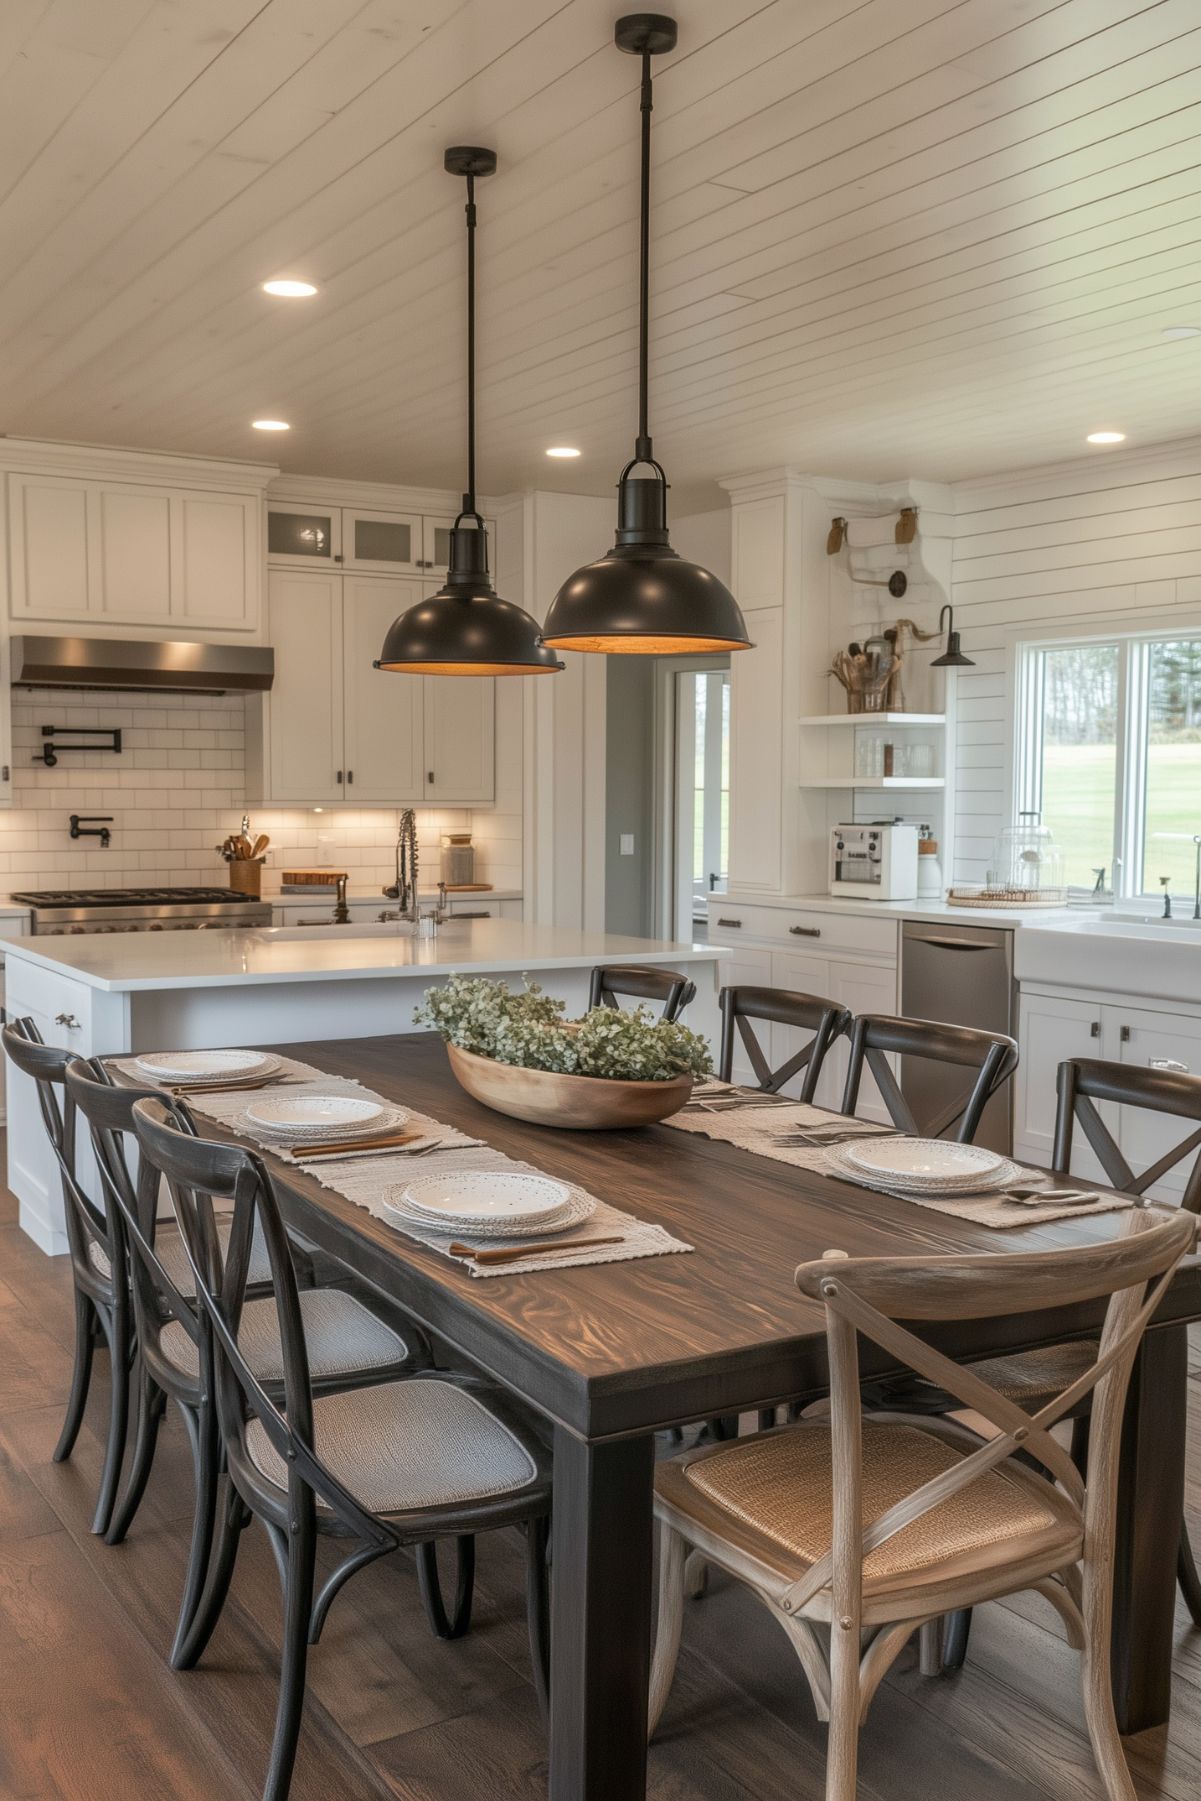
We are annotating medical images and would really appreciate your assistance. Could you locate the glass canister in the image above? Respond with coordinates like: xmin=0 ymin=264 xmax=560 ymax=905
xmin=440 ymin=833 xmax=475 ymax=886
xmin=990 ymin=813 xmax=1066 ymax=899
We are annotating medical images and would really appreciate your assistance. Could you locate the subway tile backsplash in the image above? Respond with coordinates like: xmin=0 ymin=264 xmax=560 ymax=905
xmin=1 ymin=689 xmax=522 ymax=895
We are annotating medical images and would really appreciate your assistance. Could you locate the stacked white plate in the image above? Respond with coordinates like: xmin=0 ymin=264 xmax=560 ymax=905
xmin=242 ymin=1094 xmax=408 ymax=1141
xmin=383 ymin=1170 xmax=597 ymax=1239
xmin=827 ymin=1137 xmax=1020 ymax=1195
xmin=135 ymin=1049 xmax=282 ymax=1085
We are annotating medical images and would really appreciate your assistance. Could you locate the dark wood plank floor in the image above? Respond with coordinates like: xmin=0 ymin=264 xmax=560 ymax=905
xmin=5 ymin=1177 xmax=1201 ymax=1801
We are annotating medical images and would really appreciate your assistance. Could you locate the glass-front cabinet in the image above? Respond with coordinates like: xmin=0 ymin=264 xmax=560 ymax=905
xmin=267 ymin=502 xmax=488 ymax=578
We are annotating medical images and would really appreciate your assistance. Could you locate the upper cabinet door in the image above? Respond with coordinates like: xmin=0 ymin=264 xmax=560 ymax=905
xmin=264 ymin=570 xmax=344 ymax=803
xmin=342 ymin=508 xmax=424 ymax=575
xmin=342 ymin=577 xmax=424 ymax=802
xmin=94 ymin=485 xmax=173 ymax=620
xmin=266 ymin=503 xmax=342 ymax=568
xmin=8 ymin=473 xmax=93 ymax=619
xmin=423 ymin=670 xmax=495 ymax=805
xmin=173 ymin=492 xmax=259 ymax=629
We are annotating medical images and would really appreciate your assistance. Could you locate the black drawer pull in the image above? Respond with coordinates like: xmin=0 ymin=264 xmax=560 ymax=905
xmin=716 ymin=917 xmax=742 ymax=928
xmin=789 ymin=925 xmax=821 ymax=938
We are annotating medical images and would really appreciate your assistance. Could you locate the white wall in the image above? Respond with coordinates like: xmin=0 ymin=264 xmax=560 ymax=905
xmin=949 ymin=438 xmax=1201 ymax=882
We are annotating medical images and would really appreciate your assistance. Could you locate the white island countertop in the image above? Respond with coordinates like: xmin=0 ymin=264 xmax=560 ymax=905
xmin=0 ymin=918 xmax=719 ymax=994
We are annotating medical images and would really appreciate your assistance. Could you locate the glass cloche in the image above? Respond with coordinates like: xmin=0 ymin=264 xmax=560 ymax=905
xmin=989 ymin=813 xmax=1066 ymax=900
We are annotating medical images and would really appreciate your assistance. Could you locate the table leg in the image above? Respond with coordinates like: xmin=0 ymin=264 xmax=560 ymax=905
xmin=1111 ymin=1324 xmax=1187 ymax=1734
xmin=549 ymin=1428 xmax=656 ymax=1801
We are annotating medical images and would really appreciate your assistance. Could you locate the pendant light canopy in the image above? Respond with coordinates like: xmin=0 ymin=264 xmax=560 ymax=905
xmin=376 ymin=147 xmax=563 ymax=677
xmin=541 ymin=16 xmax=752 ymax=657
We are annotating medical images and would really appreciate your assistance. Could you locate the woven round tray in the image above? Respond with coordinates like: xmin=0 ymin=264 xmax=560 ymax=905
xmin=946 ymin=886 xmax=1067 ymax=909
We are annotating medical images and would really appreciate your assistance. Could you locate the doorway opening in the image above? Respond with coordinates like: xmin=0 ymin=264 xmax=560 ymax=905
xmin=666 ymin=663 xmax=730 ymax=942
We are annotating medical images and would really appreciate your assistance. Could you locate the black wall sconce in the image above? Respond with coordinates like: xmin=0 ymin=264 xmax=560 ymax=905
xmin=930 ymin=604 xmax=974 ymax=668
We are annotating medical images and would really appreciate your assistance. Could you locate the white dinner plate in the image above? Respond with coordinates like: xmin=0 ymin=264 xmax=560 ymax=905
xmin=828 ymin=1140 xmax=1019 ymax=1195
xmin=400 ymin=1170 xmax=572 ymax=1224
xmin=136 ymin=1049 xmax=278 ymax=1083
xmin=244 ymin=1094 xmax=386 ymax=1132
xmin=842 ymin=1138 xmax=1007 ymax=1185
xmin=383 ymin=1184 xmax=596 ymax=1239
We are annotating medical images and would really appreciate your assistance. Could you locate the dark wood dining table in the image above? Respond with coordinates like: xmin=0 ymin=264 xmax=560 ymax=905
xmin=214 ymin=1033 xmax=1201 ymax=1801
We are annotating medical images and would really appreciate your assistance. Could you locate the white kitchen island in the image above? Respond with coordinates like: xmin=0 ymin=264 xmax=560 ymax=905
xmin=3 ymin=919 xmax=722 ymax=1254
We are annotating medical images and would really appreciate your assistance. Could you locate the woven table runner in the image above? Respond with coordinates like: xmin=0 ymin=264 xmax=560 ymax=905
xmin=117 ymin=1056 xmax=693 ymax=1277
xmin=667 ymin=1082 xmax=1134 ymax=1229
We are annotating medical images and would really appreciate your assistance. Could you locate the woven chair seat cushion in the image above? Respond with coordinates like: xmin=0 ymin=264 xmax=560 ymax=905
xmin=160 ymin=1287 xmax=408 ymax=1384
xmin=960 ymin=1340 xmax=1098 ymax=1409
xmin=666 ymin=1420 xmax=1062 ymax=1584
xmin=88 ymin=1214 xmax=272 ymax=1293
xmin=246 ymin=1378 xmax=539 ymax=1515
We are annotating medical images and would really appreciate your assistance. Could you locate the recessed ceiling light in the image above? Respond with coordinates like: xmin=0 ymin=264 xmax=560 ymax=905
xmin=546 ymin=445 xmax=581 ymax=458
xmin=1162 ymin=325 xmax=1201 ymax=341
xmin=251 ymin=418 xmax=290 ymax=431
xmin=261 ymin=278 xmax=317 ymax=297
xmin=1086 ymin=431 xmax=1125 ymax=445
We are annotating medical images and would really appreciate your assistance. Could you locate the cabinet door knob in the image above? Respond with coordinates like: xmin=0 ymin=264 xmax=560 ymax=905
xmin=427 ymin=770 xmax=434 ymax=784
xmin=346 ymin=769 xmax=353 ymax=784
xmin=716 ymin=917 xmax=742 ymax=928
xmin=54 ymin=1012 xmax=80 ymax=1029
xmin=789 ymin=924 xmax=821 ymax=938
xmin=1120 ymin=1024 xmax=1131 ymax=1042
xmin=1090 ymin=1020 xmax=1101 ymax=1037
xmin=335 ymin=770 xmax=343 ymax=784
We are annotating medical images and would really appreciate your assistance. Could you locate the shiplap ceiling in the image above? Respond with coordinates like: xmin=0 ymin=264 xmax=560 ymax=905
xmin=4 ymin=0 xmax=1201 ymax=508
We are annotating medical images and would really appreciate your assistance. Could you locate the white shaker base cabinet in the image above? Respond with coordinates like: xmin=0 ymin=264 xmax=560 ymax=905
xmin=248 ymin=570 xmax=494 ymax=807
xmin=708 ymin=900 xmax=898 ymax=1120
xmin=1015 ymin=984 xmax=1201 ymax=1199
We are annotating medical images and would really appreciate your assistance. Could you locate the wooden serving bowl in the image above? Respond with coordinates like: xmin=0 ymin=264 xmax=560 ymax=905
xmin=446 ymin=1042 xmax=693 ymax=1131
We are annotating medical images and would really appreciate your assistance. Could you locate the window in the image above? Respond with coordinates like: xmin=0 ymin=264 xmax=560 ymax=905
xmin=1017 ymin=631 xmax=1201 ymax=898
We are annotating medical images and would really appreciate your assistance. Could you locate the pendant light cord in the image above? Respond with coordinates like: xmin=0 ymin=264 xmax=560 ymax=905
xmin=463 ymin=171 xmax=478 ymax=519
xmin=635 ymin=49 xmax=653 ymax=464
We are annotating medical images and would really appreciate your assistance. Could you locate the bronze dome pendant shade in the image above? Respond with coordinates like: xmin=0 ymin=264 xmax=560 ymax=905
xmin=376 ymin=147 xmax=563 ymax=677
xmin=542 ymin=15 xmax=751 ymax=657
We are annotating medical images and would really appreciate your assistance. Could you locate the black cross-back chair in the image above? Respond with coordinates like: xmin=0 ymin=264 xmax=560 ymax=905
xmin=1 ymin=1019 xmax=133 ymax=1537
xmin=935 ymin=1055 xmax=1201 ymax=1672
xmin=131 ymin=1098 xmax=553 ymax=1801
xmin=718 ymin=985 xmax=850 ymax=1100
xmin=65 ymin=1058 xmax=429 ymax=1670
xmin=588 ymin=963 xmax=697 ymax=1022
xmin=841 ymin=1014 xmax=1019 ymax=1143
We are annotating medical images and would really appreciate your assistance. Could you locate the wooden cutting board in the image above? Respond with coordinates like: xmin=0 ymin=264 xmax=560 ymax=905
xmin=279 ymin=870 xmax=349 ymax=886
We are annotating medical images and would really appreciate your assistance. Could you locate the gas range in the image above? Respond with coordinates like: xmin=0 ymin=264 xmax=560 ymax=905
xmin=11 ymin=887 xmax=274 ymax=935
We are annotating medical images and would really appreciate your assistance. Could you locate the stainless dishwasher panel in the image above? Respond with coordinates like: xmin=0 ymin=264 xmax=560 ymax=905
xmin=900 ymin=923 xmax=1016 ymax=1154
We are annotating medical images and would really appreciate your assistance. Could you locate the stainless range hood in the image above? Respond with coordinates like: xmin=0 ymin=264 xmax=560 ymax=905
xmin=11 ymin=635 xmax=274 ymax=694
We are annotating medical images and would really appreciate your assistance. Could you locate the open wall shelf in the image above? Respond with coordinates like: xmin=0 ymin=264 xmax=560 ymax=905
xmin=798 ymin=712 xmax=945 ymax=728
xmin=797 ymin=775 xmax=946 ymax=790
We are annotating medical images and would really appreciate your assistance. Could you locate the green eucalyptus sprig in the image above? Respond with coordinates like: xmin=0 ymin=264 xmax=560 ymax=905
xmin=415 ymin=974 xmax=712 ymax=1082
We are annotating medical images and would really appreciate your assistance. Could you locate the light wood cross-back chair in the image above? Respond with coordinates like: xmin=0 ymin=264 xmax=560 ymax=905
xmin=649 ymin=1208 xmax=1197 ymax=1801
xmin=932 ymin=1055 xmax=1201 ymax=1672
xmin=841 ymin=1014 xmax=1018 ymax=1143
xmin=588 ymin=962 xmax=697 ymax=1023
xmin=132 ymin=1097 xmax=553 ymax=1801
xmin=718 ymin=986 xmax=851 ymax=1100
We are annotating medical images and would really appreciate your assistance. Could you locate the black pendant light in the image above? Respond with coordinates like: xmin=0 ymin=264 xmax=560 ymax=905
xmin=541 ymin=16 xmax=752 ymax=656
xmin=376 ymin=148 xmax=563 ymax=677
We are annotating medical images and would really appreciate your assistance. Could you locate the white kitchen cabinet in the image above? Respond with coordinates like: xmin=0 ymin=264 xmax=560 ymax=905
xmin=423 ymin=671 xmax=495 ymax=805
xmin=250 ymin=570 xmax=494 ymax=807
xmin=343 ymin=577 xmax=424 ymax=801
xmin=1013 ymin=987 xmax=1201 ymax=1194
xmin=257 ymin=569 xmax=344 ymax=803
xmin=8 ymin=471 xmax=260 ymax=630
xmin=266 ymin=501 xmax=491 ymax=580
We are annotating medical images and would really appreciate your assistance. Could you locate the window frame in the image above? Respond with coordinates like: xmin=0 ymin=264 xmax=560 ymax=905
xmin=1011 ymin=614 xmax=1201 ymax=901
